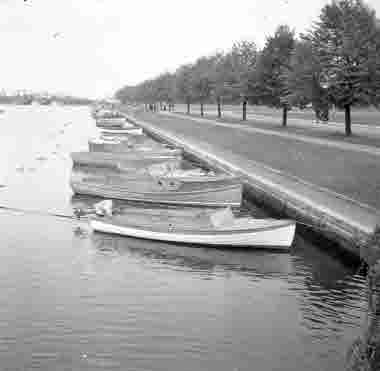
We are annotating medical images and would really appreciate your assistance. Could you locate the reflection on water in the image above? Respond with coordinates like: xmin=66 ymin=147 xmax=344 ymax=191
xmin=92 ymin=230 xmax=293 ymax=279
xmin=0 ymin=106 xmax=367 ymax=371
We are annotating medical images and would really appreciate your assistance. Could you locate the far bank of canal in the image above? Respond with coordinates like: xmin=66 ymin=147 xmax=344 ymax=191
xmin=125 ymin=108 xmax=380 ymax=259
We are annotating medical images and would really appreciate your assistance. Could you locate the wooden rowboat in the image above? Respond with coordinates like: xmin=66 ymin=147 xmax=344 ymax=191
xmin=72 ymin=160 xmax=226 ymax=183
xmin=71 ymin=150 xmax=183 ymax=168
xmin=88 ymin=138 xmax=168 ymax=153
xmin=100 ymin=127 xmax=144 ymax=136
xmin=90 ymin=207 xmax=296 ymax=249
xmin=93 ymin=109 xmax=124 ymax=118
xmin=70 ymin=173 xmax=242 ymax=207
xmin=96 ymin=117 xmax=126 ymax=124
xmin=97 ymin=121 xmax=135 ymax=129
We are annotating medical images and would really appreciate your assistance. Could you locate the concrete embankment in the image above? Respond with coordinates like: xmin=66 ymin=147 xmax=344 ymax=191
xmin=123 ymin=110 xmax=380 ymax=258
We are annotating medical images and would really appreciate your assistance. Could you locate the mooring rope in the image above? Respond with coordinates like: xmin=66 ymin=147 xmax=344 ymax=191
xmin=0 ymin=203 xmax=340 ymax=231
xmin=0 ymin=205 xmax=341 ymax=249
xmin=0 ymin=204 xmax=87 ymax=221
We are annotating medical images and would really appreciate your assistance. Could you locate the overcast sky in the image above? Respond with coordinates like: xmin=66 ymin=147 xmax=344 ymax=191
xmin=0 ymin=0 xmax=379 ymax=99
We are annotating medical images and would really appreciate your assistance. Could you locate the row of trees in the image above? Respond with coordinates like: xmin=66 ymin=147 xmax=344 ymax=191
xmin=116 ymin=0 xmax=380 ymax=136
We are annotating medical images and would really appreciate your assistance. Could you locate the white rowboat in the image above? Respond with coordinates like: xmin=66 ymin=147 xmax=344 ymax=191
xmin=90 ymin=207 xmax=296 ymax=249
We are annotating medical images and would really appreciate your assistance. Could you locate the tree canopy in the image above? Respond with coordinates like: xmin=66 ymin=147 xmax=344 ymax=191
xmin=115 ymin=0 xmax=380 ymax=135
xmin=307 ymin=0 xmax=380 ymax=134
xmin=285 ymin=38 xmax=330 ymax=121
xmin=252 ymin=25 xmax=295 ymax=125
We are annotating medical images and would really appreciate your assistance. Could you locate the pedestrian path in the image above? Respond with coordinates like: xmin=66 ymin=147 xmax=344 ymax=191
xmin=166 ymin=111 xmax=380 ymax=157
xmin=225 ymin=110 xmax=380 ymax=132
xmin=177 ymin=105 xmax=380 ymax=134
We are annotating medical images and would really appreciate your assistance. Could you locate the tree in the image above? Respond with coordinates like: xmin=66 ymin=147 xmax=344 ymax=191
xmin=229 ymin=40 xmax=258 ymax=120
xmin=253 ymin=25 xmax=295 ymax=126
xmin=208 ymin=52 xmax=231 ymax=118
xmin=175 ymin=64 xmax=194 ymax=114
xmin=115 ymin=85 xmax=138 ymax=104
xmin=307 ymin=0 xmax=380 ymax=136
xmin=154 ymin=73 xmax=176 ymax=111
xmin=133 ymin=79 xmax=159 ymax=111
xmin=191 ymin=57 xmax=215 ymax=116
xmin=286 ymin=38 xmax=330 ymax=121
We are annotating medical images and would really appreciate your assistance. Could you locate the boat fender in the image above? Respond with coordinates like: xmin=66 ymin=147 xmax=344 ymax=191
xmin=94 ymin=200 xmax=113 ymax=216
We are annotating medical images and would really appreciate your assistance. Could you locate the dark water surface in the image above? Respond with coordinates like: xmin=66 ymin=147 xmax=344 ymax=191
xmin=0 ymin=105 xmax=367 ymax=371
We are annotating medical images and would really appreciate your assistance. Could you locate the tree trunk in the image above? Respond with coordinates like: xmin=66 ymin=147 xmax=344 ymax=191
xmin=242 ymin=100 xmax=247 ymax=121
xmin=187 ymin=101 xmax=190 ymax=114
xmin=200 ymin=102 xmax=204 ymax=117
xmin=344 ymin=104 xmax=352 ymax=136
xmin=282 ymin=106 xmax=288 ymax=127
xmin=217 ymin=97 xmax=222 ymax=118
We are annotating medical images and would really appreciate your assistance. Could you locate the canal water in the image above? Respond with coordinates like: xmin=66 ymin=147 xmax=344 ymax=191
xmin=0 ymin=105 xmax=367 ymax=371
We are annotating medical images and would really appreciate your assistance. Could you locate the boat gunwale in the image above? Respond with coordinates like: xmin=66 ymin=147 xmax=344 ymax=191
xmin=70 ymin=179 xmax=242 ymax=196
xmin=70 ymin=182 xmax=242 ymax=206
xmin=70 ymin=151 xmax=182 ymax=161
xmin=100 ymin=129 xmax=142 ymax=134
xmin=96 ymin=117 xmax=126 ymax=121
xmin=101 ymin=131 xmax=143 ymax=136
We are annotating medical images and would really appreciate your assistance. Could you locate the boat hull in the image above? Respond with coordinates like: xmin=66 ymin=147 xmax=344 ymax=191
xmin=70 ymin=178 xmax=242 ymax=207
xmin=71 ymin=150 xmax=182 ymax=168
xmin=100 ymin=128 xmax=143 ymax=136
xmin=96 ymin=118 xmax=127 ymax=126
xmin=90 ymin=219 xmax=295 ymax=248
xmin=88 ymin=139 xmax=168 ymax=153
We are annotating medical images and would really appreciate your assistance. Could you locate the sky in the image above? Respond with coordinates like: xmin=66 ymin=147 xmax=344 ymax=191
xmin=0 ymin=0 xmax=379 ymax=99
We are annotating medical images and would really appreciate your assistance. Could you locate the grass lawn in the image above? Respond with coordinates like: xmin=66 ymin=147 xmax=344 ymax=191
xmin=135 ymin=110 xmax=380 ymax=210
